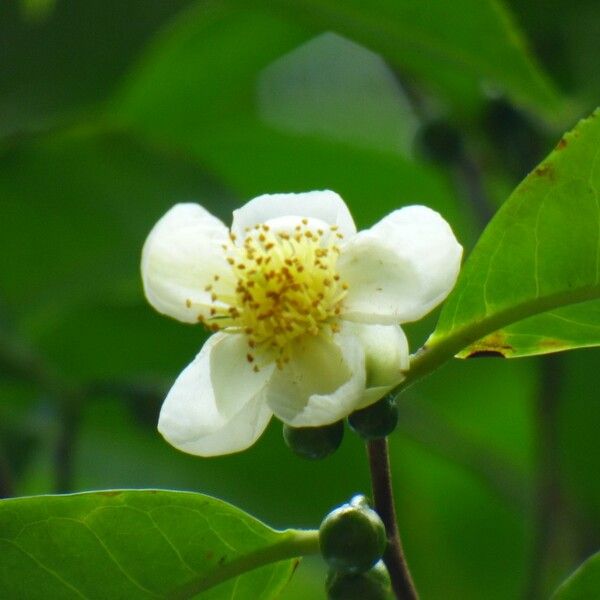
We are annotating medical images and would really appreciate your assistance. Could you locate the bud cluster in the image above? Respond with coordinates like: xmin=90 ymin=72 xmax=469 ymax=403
xmin=319 ymin=495 xmax=392 ymax=599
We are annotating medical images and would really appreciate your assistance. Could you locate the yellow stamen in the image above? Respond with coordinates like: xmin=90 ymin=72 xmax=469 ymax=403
xmin=205 ymin=222 xmax=348 ymax=367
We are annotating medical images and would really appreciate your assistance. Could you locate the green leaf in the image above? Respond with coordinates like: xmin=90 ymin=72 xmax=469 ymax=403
xmin=256 ymin=32 xmax=418 ymax=156
xmin=552 ymin=551 xmax=600 ymax=599
xmin=183 ymin=119 xmax=474 ymax=238
xmin=0 ymin=0 xmax=191 ymax=137
xmin=114 ymin=4 xmax=311 ymax=133
xmin=433 ymin=108 xmax=600 ymax=356
xmin=112 ymin=2 xmax=477 ymax=240
xmin=0 ymin=130 xmax=233 ymax=321
xmin=0 ymin=490 xmax=319 ymax=599
xmin=467 ymin=300 xmax=600 ymax=357
xmin=394 ymin=109 xmax=600 ymax=389
xmin=249 ymin=0 xmax=561 ymax=117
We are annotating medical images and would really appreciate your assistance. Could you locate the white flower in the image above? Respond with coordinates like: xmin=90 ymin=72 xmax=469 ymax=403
xmin=142 ymin=191 xmax=462 ymax=456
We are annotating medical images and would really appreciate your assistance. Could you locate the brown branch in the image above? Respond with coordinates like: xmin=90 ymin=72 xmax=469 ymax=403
xmin=0 ymin=447 xmax=14 ymax=498
xmin=54 ymin=397 xmax=82 ymax=494
xmin=367 ymin=438 xmax=419 ymax=600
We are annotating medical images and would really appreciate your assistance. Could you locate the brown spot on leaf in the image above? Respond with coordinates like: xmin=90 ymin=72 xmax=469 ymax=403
xmin=466 ymin=350 xmax=507 ymax=359
xmin=556 ymin=138 xmax=567 ymax=150
xmin=537 ymin=338 xmax=568 ymax=352
xmin=461 ymin=331 xmax=513 ymax=358
xmin=534 ymin=164 xmax=554 ymax=180
xmin=97 ymin=491 xmax=122 ymax=497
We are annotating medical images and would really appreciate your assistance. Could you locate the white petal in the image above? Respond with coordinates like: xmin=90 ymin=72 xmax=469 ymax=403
xmin=266 ymin=329 xmax=366 ymax=427
xmin=346 ymin=322 xmax=409 ymax=388
xmin=356 ymin=385 xmax=394 ymax=411
xmin=142 ymin=203 xmax=232 ymax=323
xmin=338 ymin=205 xmax=462 ymax=324
xmin=175 ymin=397 xmax=273 ymax=457
xmin=231 ymin=191 xmax=356 ymax=240
xmin=264 ymin=215 xmax=332 ymax=237
xmin=158 ymin=333 xmax=275 ymax=456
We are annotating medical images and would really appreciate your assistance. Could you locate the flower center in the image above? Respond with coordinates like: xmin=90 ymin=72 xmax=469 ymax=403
xmin=203 ymin=220 xmax=348 ymax=369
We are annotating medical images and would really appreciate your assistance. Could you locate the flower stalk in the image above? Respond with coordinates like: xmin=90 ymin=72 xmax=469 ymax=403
xmin=367 ymin=437 xmax=418 ymax=600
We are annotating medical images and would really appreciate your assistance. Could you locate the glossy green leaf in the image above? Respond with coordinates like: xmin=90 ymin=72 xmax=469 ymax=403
xmin=468 ymin=300 xmax=600 ymax=357
xmin=0 ymin=490 xmax=319 ymax=599
xmin=402 ymin=109 xmax=600 ymax=382
xmin=552 ymin=551 xmax=600 ymax=599
xmin=249 ymin=0 xmax=561 ymax=116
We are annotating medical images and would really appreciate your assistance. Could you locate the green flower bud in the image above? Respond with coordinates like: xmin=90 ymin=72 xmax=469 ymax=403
xmin=319 ymin=496 xmax=387 ymax=573
xmin=326 ymin=560 xmax=392 ymax=600
xmin=283 ymin=421 xmax=344 ymax=460
xmin=348 ymin=395 xmax=398 ymax=440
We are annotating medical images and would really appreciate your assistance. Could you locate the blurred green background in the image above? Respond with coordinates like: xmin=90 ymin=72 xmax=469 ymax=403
xmin=1 ymin=1 xmax=599 ymax=598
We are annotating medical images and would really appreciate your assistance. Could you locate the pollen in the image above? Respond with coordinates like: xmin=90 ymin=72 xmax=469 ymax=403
xmin=204 ymin=222 xmax=348 ymax=368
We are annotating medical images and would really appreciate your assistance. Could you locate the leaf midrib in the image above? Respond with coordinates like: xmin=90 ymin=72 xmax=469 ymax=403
xmin=392 ymin=282 xmax=600 ymax=396
xmin=169 ymin=529 xmax=319 ymax=600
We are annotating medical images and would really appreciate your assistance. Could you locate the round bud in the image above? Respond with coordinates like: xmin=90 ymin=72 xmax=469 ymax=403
xmin=348 ymin=395 xmax=398 ymax=440
xmin=326 ymin=560 xmax=392 ymax=600
xmin=319 ymin=497 xmax=387 ymax=573
xmin=283 ymin=421 xmax=344 ymax=460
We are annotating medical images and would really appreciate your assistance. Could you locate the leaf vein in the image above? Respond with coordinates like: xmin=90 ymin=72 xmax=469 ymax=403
xmin=1 ymin=538 xmax=89 ymax=599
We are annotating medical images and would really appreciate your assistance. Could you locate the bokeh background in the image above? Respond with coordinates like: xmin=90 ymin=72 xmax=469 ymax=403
xmin=1 ymin=1 xmax=600 ymax=598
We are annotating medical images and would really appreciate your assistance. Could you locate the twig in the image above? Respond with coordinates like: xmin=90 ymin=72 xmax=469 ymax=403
xmin=367 ymin=438 xmax=419 ymax=600
xmin=525 ymin=355 xmax=565 ymax=599
xmin=0 ymin=448 xmax=14 ymax=498
xmin=54 ymin=396 xmax=82 ymax=494
xmin=451 ymin=150 xmax=494 ymax=228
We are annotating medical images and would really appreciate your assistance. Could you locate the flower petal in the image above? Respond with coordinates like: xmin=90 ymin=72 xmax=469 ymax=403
xmin=346 ymin=322 xmax=409 ymax=388
xmin=266 ymin=329 xmax=366 ymax=427
xmin=338 ymin=205 xmax=462 ymax=324
xmin=158 ymin=333 xmax=275 ymax=456
xmin=142 ymin=203 xmax=232 ymax=323
xmin=231 ymin=191 xmax=356 ymax=239
xmin=356 ymin=385 xmax=394 ymax=411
